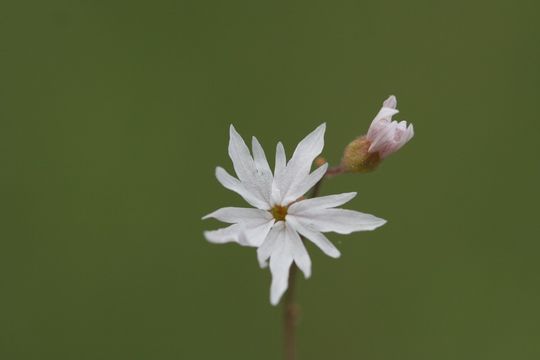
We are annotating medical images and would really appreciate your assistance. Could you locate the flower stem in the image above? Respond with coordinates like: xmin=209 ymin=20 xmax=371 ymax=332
xmin=282 ymin=175 xmax=327 ymax=360
xmin=283 ymin=264 xmax=298 ymax=360
xmin=326 ymin=165 xmax=345 ymax=177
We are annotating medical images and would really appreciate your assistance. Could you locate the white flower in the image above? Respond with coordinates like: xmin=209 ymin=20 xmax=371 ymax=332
xmin=366 ymin=95 xmax=414 ymax=159
xmin=203 ymin=124 xmax=386 ymax=305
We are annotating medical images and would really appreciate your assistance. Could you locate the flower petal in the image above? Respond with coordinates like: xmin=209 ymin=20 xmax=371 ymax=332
xmin=252 ymin=137 xmax=274 ymax=198
xmin=383 ymin=95 xmax=397 ymax=109
xmin=275 ymin=124 xmax=326 ymax=204
xmin=252 ymin=136 xmax=272 ymax=177
xmin=406 ymin=123 xmax=414 ymax=142
xmin=228 ymin=125 xmax=257 ymax=183
xmin=292 ymin=208 xmax=386 ymax=234
xmin=257 ymin=221 xmax=284 ymax=268
xmin=286 ymin=215 xmax=341 ymax=258
xmin=271 ymin=142 xmax=287 ymax=205
xmin=366 ymin=97 xmax=413 ymax=158
xmin=274 ymin=142 xmax=287 ymax=179
xmin=215 ymin=167 xmax=270 ymax=210
xmin=288 ymin=192 xmax=357 ymax=214
xmin=228 ymin=125 xmax=272 ymax=207
xmin=241 ymin=219 xmax=275 ymax=247
xmin=285 ymin=223 xmax=311 ymax=278
xmin=203 ymin=223 xmax=243 ymax=244
xmin=366 ymin=105 xmax=399 ymax=140
xmin=282 ymin=163 xmax=328 ymax=204
xmin=202 ymin=207 xmax=272 ymax=224
xmin=264 ymin=222 xmax=311 ymax=305
xmin=269 ymin=234 xmax=294 ymax=306
xmin=369 ymin=122 xmax=394 ymax=153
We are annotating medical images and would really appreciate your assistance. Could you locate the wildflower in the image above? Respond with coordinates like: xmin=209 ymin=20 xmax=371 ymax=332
xmin=203 ymin=124 xmax=386 ymax=305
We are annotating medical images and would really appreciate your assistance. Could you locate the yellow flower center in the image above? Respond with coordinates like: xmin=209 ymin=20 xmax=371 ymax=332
xmin=271 ymin=205 xmax=288 ymax=222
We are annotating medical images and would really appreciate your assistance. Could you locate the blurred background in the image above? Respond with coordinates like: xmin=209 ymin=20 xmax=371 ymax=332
xmin=1 ymin=0 xmax=539 ymax=359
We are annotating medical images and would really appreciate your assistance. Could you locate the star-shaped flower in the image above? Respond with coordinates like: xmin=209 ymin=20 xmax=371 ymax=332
xmin=203 ymin=124 xmax=386 ymax=305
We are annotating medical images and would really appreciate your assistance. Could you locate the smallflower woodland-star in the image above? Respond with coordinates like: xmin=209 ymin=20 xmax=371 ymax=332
xmin=203 ymin=124 xmax=386 ymax=305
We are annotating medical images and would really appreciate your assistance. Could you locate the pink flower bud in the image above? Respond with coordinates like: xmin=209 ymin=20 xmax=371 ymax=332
xmin=341 ymin=96 xmax=414 ymax=173
xmin=365 ymin=95 xmax=414 ymax=159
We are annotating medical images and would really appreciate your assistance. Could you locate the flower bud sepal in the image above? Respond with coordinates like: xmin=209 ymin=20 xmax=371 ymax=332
xmin=341 ymin=136 xmax=381 ymax=173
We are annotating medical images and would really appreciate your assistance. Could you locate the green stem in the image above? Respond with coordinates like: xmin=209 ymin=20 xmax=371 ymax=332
xmin=283 ymin=264 xmax=298 ymax=360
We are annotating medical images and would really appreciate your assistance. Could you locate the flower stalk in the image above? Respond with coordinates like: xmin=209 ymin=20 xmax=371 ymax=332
xmin=283 ymin=263 xmax=298 ymax=360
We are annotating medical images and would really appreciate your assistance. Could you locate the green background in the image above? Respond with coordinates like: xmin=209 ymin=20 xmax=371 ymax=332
xmin=1 ymin=0 xmax=539 ymax=359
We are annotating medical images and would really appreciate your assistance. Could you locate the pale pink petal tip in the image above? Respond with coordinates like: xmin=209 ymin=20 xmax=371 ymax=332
xmin=383 ymin=95 xmax=397 ymax=109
